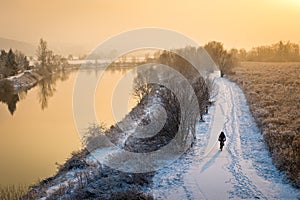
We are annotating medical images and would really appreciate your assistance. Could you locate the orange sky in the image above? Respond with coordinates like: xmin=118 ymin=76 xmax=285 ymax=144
xmin=0 ymin=0 xmax=299 ymax=50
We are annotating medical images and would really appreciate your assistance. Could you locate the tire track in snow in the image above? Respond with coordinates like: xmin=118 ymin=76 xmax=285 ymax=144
xmin=225 ymin=82 xmax=267 ymax=199
xmin=224 ymin=79 xmax=300 ymax=199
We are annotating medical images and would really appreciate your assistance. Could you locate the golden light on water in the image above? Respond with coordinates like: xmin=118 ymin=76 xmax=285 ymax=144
xmin=95 ymin=68 xmax=137 ymax=128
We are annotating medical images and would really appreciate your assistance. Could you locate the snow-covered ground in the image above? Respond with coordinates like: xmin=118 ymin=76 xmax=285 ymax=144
xmin=6 ymin=71 xmax=26 ymax=80
xmin=6 ymin=70 xmax=40 ymax=90
xmin=152 ymin=78 xmax=300 ymax=199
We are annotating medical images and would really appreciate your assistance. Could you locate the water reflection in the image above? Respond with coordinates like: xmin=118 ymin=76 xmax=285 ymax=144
xmin=0 ymin=80 xmax=19 ymax=115
xmin=0 ymin=70 xmax=72 ymax=115
xmin=0 ymin=67 xmax=133 ymax=116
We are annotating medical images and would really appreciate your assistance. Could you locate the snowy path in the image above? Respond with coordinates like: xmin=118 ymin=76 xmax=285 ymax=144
xmin=152 ymin=78 xmax=300 ymax=199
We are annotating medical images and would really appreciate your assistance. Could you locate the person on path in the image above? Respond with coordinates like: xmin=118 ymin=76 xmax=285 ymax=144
xmin=218 ymin=131 xmax=226 ymax=151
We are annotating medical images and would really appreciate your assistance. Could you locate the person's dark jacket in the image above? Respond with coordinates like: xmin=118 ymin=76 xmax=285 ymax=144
xmin=218 ymin=132 xmax=226 ymax=142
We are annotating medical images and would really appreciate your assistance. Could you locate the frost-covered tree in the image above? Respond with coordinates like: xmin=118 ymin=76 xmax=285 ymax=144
xmin=204 ymin=41 xmax=236 ymax=77
xmin=36 ymin=38 xmax=50 ymax=74
xmin=4 ymin=49 xmax=18 ymax=76
xmin=15 ymin=50 xmax=29 ymax=71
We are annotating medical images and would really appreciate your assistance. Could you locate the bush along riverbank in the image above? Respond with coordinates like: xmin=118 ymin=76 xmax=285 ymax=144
xmin=23 ymin=52 xmax=212 ymax=199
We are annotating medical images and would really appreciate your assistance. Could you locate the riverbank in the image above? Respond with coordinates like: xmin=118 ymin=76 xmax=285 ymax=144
xmin=2 ymin=71 xmax=42 ymax=92
xmin=22 ymin=70 xmax=209 ymax=199
xmin=22 ymin=85 xmax=176 ymax=199
xmin=20 ymin=47 xmax=212 ymax=198
xmin=0 ymin=71 xmax=42 ymax=115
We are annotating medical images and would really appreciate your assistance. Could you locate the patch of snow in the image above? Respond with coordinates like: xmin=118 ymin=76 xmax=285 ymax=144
xmin=6 ymin=72 xmax=25 ymax=80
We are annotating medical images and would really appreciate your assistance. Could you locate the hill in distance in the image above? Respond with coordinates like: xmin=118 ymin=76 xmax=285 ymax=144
xmin=0 ymin=37 xmax=91 ymax=57
xmin=0 ymin=37 xmax=36 ymax=56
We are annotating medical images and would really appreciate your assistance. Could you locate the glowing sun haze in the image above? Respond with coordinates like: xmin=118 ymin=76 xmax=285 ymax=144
xmin=0 ymin=0 xmax=299 ymax=50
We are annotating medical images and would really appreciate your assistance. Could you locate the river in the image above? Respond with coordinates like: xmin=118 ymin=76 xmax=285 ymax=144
xmin=0 ymin=67 xmax=136 ymax=186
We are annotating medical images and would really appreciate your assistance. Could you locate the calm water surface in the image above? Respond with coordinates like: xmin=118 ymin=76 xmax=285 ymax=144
xmin=0 ymin=68 xmax=136 ymax=185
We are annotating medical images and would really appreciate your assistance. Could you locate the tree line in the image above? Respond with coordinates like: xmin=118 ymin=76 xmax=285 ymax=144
xmin=203 ymin=40 xmax=300 ymax=77
xmin=0 ymin=38 xmax=69 ymax=79
xmin=239 ymin=41 xmax=300 ymax=62
xmin=1 ymin=39 xmax=299 ymax=79
xmin=0 ymin=49 xmax=30 ymax=78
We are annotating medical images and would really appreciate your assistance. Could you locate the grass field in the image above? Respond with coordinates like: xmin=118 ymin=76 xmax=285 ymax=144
xmin=0 ymin=184 xmax=29 ymax=200
xmin=228 ymin=62 xmax=300 ymax=187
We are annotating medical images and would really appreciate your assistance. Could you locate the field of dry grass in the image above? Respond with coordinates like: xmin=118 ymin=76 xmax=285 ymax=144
xmin=228 ymin=62 xmax=300 ymax=187
xmin=0 ymin=184 xmax=29 ymax=200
